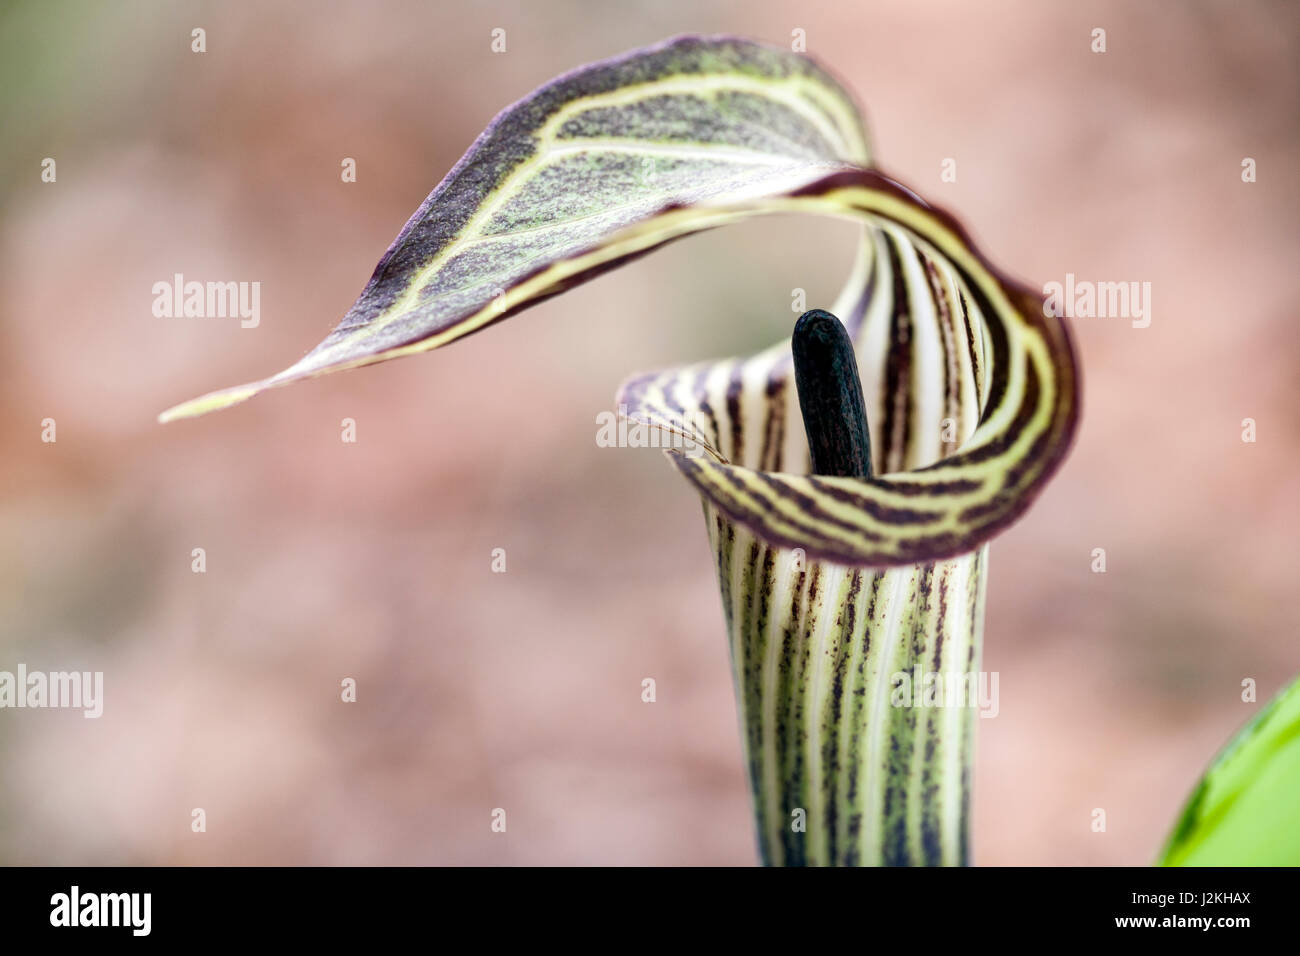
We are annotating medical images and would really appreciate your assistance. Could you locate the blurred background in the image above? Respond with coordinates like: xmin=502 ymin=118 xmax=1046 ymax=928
xmin=1 ymin=0 xmax=1296 ymax=865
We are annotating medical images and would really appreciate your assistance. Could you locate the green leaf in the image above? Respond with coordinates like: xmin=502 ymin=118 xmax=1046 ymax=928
xmin=1158 ymin=675 xmax=1300 ymax=866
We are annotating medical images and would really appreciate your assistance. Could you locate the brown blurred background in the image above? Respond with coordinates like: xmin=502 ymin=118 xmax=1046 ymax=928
xmin=1 ymin=0 xmax=1297 ymax=865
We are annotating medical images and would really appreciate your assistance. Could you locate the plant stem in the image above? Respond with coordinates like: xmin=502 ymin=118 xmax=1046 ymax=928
xmin=708 ymin=511 xmax=988 ymax=865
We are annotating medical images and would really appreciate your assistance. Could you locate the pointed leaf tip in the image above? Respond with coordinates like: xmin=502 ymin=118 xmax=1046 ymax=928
xmin=158 ymin=383 xmax=262 ymax=423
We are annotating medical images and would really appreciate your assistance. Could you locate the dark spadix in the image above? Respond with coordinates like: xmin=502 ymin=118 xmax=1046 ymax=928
xmin=791 ymin=309 xmax=873 ymax=479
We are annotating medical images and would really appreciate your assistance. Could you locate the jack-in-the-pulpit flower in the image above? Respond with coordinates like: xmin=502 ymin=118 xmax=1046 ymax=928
xmin=161 ymin=36 xmax=1080 ymax=866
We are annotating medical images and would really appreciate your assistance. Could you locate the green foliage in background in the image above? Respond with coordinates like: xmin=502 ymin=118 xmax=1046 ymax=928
xmin=1159 ymin=674 xmax=1300 ymax=866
